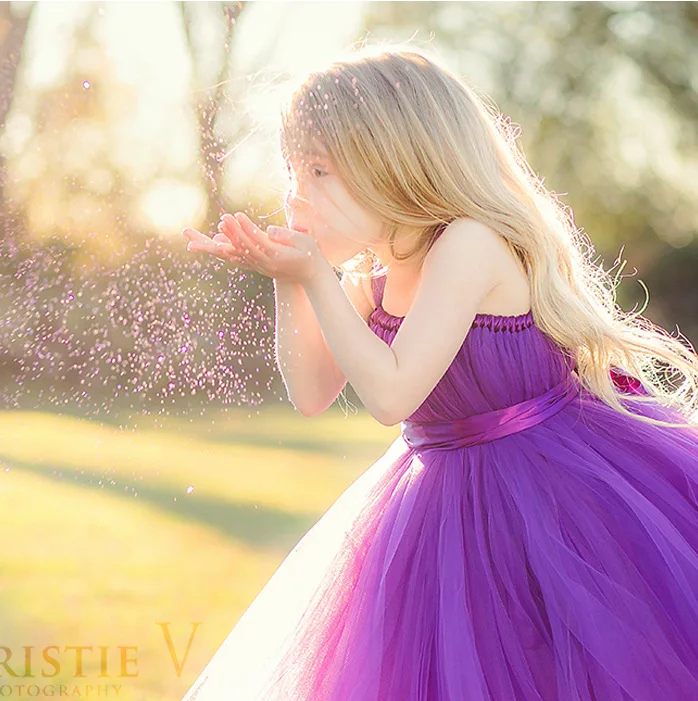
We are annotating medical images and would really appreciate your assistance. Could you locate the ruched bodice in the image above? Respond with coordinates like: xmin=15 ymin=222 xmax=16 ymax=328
xmin=368 ymin=274 xmax=577 ymax=424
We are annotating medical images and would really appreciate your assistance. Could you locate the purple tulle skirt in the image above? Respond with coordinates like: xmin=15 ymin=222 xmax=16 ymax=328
xmin=181 ymin=300 xmax=698 ymax=700
xmin=182 ymin=394 xmax=698 ymax=699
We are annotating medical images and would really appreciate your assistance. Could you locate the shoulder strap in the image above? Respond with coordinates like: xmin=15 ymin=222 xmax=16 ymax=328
xmin=371 ymin=274 xmax=387 ymax=308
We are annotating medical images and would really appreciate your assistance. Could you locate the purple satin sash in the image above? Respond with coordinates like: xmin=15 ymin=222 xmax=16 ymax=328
xmin=400 ymin=375 xmax=580 ymax=451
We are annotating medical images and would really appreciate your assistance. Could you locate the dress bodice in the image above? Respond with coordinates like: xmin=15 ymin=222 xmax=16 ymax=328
xmin=368 ymin=273 xmax=576 ymax=424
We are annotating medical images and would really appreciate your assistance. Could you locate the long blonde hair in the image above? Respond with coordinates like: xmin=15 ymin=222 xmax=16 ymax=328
xmin=278 ymin=43 xmax=698 ymax=429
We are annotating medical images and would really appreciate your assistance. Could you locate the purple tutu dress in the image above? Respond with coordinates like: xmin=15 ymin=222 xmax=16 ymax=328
xmin=182 ymin=273 xmax=698 ymax=700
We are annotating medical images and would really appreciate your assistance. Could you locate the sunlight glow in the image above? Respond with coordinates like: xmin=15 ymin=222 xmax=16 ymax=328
xmin=14 ymin=1 xmax=365 ymax=237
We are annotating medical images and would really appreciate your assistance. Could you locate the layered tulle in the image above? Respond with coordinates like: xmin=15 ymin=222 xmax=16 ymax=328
xmin=181 ymin=275 xmax=698 ymax=700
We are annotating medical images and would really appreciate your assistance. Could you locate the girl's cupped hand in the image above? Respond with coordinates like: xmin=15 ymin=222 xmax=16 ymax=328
xmin=182 ymin=212 xmax=325 ymax=285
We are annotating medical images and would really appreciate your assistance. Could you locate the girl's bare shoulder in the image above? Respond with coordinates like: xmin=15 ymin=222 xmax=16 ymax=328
xmin=463 ymin=221 xmax=530 ymax=316
xmin=421 ymin=218 xmax=530 ymax=317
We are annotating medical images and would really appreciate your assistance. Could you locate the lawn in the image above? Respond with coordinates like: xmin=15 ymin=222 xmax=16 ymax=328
xmin=0 ymin=404 xmax=400 ymax=700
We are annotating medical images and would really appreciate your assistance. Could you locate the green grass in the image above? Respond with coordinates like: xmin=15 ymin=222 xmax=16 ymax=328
xmin=0 ymin=404 xmax=400 ymax=700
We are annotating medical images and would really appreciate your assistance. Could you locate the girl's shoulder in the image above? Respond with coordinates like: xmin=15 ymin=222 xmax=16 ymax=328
xmin=468 ymin=225 xmax=531 ymax=317
xmin=424 ymin=219 xmax=531 ymax=318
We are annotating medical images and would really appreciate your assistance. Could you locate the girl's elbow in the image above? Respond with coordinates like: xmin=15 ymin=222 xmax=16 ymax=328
xmin=374 ymin=412 xmax=396 ymax=427
xmin=379 ymin=393 xmax=421 ymax=426
xmin=373 ymin=400 xmax=402 ymax=426
xmin=362 ymin=399 xmax=393 ymax=426
xmin=373 ymin=387 xmax=409 ymax=426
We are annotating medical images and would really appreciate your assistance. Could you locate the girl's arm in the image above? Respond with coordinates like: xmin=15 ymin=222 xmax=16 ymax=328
xmin=275 ymin=268 xmax=377 ymax=416
xmin=188 ymin=212 xmax=347 ymax=417
xmin=302 ymin=219 xmax=501 ymax=426
xmin=274 ymin=277 xmax=346 ymax=417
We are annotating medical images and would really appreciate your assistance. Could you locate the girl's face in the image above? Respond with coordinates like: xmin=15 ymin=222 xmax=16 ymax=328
xmin=284 ymin=149 xmax=385 ymax=267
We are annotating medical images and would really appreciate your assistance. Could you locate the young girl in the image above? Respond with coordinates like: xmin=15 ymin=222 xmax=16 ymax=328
xmin=181 ymin=45 xmax=698 ymax=700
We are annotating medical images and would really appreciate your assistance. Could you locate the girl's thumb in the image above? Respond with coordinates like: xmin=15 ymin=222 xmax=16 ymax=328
xmin=267 ymin=226 xmax=284 ymax=240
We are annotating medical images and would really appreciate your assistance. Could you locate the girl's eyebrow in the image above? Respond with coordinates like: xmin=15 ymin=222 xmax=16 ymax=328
xmin=288 ymin=153 xmax=332 ymax=170
xmin=300 ymin=148 xmax=329 ymax=161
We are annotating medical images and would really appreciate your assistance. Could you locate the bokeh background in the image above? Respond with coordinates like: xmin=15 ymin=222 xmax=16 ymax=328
xmin=0 ymin=2 xmax=697 ymax=699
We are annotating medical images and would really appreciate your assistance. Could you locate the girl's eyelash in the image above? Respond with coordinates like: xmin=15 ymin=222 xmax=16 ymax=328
xmin=285 ymin=163 xmax=327 ymax=179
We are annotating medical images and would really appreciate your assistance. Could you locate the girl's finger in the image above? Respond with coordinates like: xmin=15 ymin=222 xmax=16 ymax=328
xmin=230 ymin=221 xmax=267 ymax=264
xmin=215 ymin=244 xmax=258 ymax=272
xmin=188 ymin=239 xmax=237 ymax=262
xmin=218 ymin=214 xmax=248 ymax=247
xmin=267 ymin=226 xmax=297 ymax=247
xmin=183 ymin=227 xmax=210 ymax=244
xmin=186 ymin=222 xmax=292 ymax=280
xmin=234 ymin=212 xmax=274 ymax=256
xmin=220 ymin=216 xmax=242 ymax=246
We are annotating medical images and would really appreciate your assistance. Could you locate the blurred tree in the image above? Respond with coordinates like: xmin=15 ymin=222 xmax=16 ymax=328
xmin=179 ymin=1 xmax=247 ymax=232
xmin=0 ymin=1 xmax=37 ymax=242
xmin=0 ymin=2 xmax=36 ymax=131
xmin=1 ymin=1 xmax=255 ymax=271
xmin=3 ymin=8 xmax=152 ymax=270
xmin=0 ymin=1 xmax=290 ymax=415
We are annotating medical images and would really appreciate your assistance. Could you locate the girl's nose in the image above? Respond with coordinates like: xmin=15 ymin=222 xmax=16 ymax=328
xmin=284 ymin=188 xmax=307 ymax=221
xmin=283 ymin=189 xmax=294 ymax=218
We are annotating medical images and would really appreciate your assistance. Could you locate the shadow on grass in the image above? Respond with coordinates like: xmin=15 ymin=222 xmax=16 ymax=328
xmin=22 ymin=405 xmax=389 ymax=460
xmin=3 ymin=457 xmax=317 ymax=553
